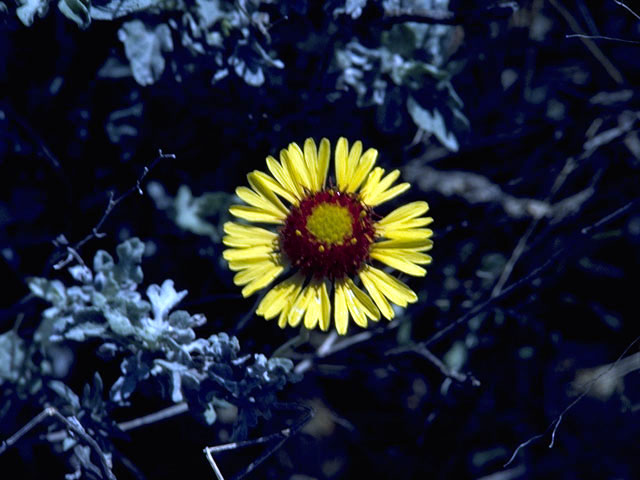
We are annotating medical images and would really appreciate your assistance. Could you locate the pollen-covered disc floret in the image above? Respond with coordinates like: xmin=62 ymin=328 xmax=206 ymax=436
xmin=280 ymin=190 xmax=375 ymax=279
xmin=222 ymin=137 xmax=434 ymax=335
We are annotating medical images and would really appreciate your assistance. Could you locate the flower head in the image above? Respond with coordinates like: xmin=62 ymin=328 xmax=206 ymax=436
xmin=223 ymin=138 xmax=433 ymax=334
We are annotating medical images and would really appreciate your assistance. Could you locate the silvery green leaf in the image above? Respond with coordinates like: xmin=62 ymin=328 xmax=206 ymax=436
xmin=105 ymin=103 xmax=143 ymax=144
xmin=0 ymin=331 xmax=25 ymax=383
xmin=118 ymin=20 xmax=174 ymax=86
xmin=174 ymin=186 xmax=223 ymax=239
xmin=110 ymin=353 xmax=150 ymax=402
xmin=168 ymin=310 xmax=193 ymax=329
xmin=229 ymin=54 xmax=264 ymax=87
xmin=68 ymin=265 xmax=93 ymax=283
xmin=62 ymin=436 xmax=77 ymax=451
xmin=104 ymin=309 xmax=135 ymax=336
xmin=16 ymin=0 xmax=48 ymax=26
xmin=196 ymin=0 xmax=225 ymax=28
xmin=443 ymin=341 xmax=467 ymax=372
xmin=28 ymin=278 xmax=67 ymax=305
xmin=96 ymin=342 xmax=120 ymax=359
xmin=147 ymin=279 xmax=187 ymax=321
xmin=93 ymin=251 xmax=114 ymax=274
xmin=49 ymin=380 xmax=81 ymax=410
xmin=90 ymin=0 xmax=155 ymax=20
xmin=407 ymin=96 xmax=458 ymax=152
xmin=204 ymin=402 xmax=217 ymax=424
xmin=58 ymin=0 xmax=90 ymax=28
xmin=333 ymin=0 xmax=367 ymax=19
xmin=114 ymin=237 xmax=145 ymax=284
xmin=153 ymin=359 xmax=189 ymax=402
xmin=65 ymin=322 xmax=107 ymax=341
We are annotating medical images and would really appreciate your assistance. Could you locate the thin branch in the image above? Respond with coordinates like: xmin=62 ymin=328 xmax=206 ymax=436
xmin=581 ymin=199 xmax=637 ymax=235
xmin=203 ymin=403 xmax=312 ymax=480
xmin=47 ymin=402 xmax=190 ymax=443
xmin=566 ymin=34 xmax=640 ymax=45
xmin=117 ymin=402 xmax=189 ymax=432
xmin=504 ymin=334 xmax=640 ymax=467
xmin=550 ymin=0 xmax=624 ymax=84
xmin=389 ymin=198 xmax=637 ymax=355
xmin=492 ymin=158 xmax=577 ymax=297
xmin=51 ymin=149 xmax=175 ymax=271
xmin=614 ymin=0 xmax=640 ymax=21
xmin=294 ymin=320 xmax=401 ymax=375
xmin=388 ymin=248 xmax=563 ymax=356
xmin=414 ymin=345 xmax=481 ymax=386
xmin=0 ymin=407 xmax=117 ymax=480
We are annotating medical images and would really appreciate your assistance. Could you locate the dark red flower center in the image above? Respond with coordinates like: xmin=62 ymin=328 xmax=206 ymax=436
xmin=280 ymin=190 xmax=375 ymax=280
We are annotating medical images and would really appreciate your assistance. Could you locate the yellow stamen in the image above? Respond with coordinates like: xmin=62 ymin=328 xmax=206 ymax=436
xmin=306 ymin=203 xmax=354 ymax=245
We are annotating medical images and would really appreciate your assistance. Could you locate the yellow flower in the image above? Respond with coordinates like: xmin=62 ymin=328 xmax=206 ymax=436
xmin=222 ymin=138 xmax=433 ymax=335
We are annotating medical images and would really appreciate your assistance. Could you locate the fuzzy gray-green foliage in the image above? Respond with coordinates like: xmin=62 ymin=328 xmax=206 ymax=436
xmin=24 ymin=238 xmax=295 ymax=413
xmin=333 ymin=0 xmax=466 ymax=151
xmin=1 ymin=238 xmax=296 ymax=477
xmin=9 ymin=0 xmax=466 ymax=149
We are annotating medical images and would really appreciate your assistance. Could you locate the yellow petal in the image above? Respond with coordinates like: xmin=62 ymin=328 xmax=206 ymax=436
xmin=303 ymin=138 xmax=320 ymax=192
xmin=359 ymin=167 xmax=383 ymax=199
xmin=266 ymin=155 xmax=302 ymax=202
xmin=372 ymin=238 xmax=434 ymax=252
xmin=235 ymin=187 xmax=286 ymax=219
xmin=370 ymin=250 xmax=427 ymax=276
xmin=233 ymin=259 xmax=280 ymax=284
xmin=223 ymin=245 xmax=275 ymax=261
xmin=241 ymin=267 xmax=283 ymax=297
xmin=359 ymin=267 xmax=394 ymax=320
xmin=248 ymin=171 xmax=296 ymax=208
xmin=303 ymin=279 xmax=326 ymax=330
xmin=334 ymin=278 xmax=349 ymax=335
xmin=344 ymin=277 xmax=380 ymax=327
xmin=257 ymin=273 xmax=305 ymax=319
xmin=222 ymin=222 xmax=277 ymax=247
xmin=282 ymin=146 xmax=311 ymax=193
xmin=317 ymin=138 xmax=331 ymax=189
xmin=360 ymin=168 xmax=411 ymax=207
xmin=278 ymin=279 xmax=305 ymax=328
xmin=366 ymin=266 xmax=418 ymax=306
xmin=318 ymin=281 xmax=331 ymax=331
xmin=379 ymin=228 xmax=434 ymax=241
xmin=367 ymin=182 xmax=410 ymax=207
xmin=377 ymin=201 xmax=430 ymax=227
xmin=229 ymin=205 xmax=285 ymax=224
xmin=346 ymin=140 xmax=363 ymax=186
xmin=347 ymin=148 xmax=377 ymax=193
xmin=373 ymin=248 xmax=432 ymax=265
xmin=335 ymin=137 xmax=349 ymax=191
xmin=288 ymin=282 xmax=315 ymax=327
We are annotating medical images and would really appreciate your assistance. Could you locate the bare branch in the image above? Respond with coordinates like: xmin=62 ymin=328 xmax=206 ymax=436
xmin=413 ymin=345 xmax=481 ymax=386
xmin=47 ymin=402 xmax=190 ymax=443
xmin=0 ymin=407 xmax=117 ymax=480
xmin=390 ymin=197 xmax=638 ymax=355
xmin=614 ymin=0 xmax=640 ymax=21
xmin=504 ymin=334 xmax=640 ymax=467
xmin=51 ymin=149 xmax=175 ymax=271
xmin=203 ymin=403 xmax=312 ymax=480
xmin=566 ymin=33 xmax=640 ymax=44
xmin=550 ymin=0 xmax=624 ymax=84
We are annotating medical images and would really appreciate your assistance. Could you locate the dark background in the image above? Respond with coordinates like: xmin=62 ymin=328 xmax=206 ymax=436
xmin=2 ymin=0 xmax=640 ymax=479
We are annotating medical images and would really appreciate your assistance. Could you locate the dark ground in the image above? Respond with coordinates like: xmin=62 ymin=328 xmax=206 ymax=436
xmin=2 ymin=0 xmax=640 ymax=479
